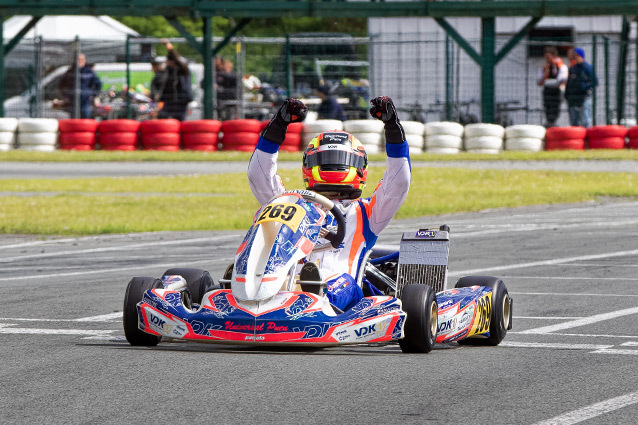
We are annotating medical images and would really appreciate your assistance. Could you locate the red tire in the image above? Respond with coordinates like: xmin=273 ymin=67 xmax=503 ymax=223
xmin=99 ymin=132 xmax=138 ymax=148
xmin=144 ymin=145 xmax=180 ymax=152
xmin=221 ymin=119 xmax=261 ymax=134
xmin=588 ymin=137 xmax=626 ymax=150
xmin=97 ymin=119 xmax=140 ymax=134
xmin=221 ymin=132 xmax=259 ymax=146
xmin=628 ymin=138 xmax=638 ymax=149
xmin=181 ymin=120 xmax=222 ymax=134
xmin=182 ymin=144 xmax=218 ymax=152
xmin=546 ymin=126 xmax=587 ymax=142
xmin=281 ymin=133 xmax=301 ymax=149
xmin=279 ymin=145 xmax=302 ymax=152
xmin=587 ymin=125 xmax=627 ymax=140
xmin=141 ymin=133 xmax=180 ymax=148
xmin=221 ymin=143 xmax=256 ymax=152
xmin=58 ymin=144 xmax=94 ymax=151
xmin=259 ymin=121 xmax=303 ymax=134
xmin=59 ymin=132 xmax=96 ymax=146
xmin=58 ymin=119 xmax=98 ymax=133
xmin=100 ymin=144 xmax=137 ymax=151
xmin=182 ymin=132 xmax=219 ymax=147
xmin=545 ymin=139 xmax=585 ymax=150
xmin=627 ymin=126 xmax=638 ymax=139
xmin=140 ymin=119 xmax=181 ymax=134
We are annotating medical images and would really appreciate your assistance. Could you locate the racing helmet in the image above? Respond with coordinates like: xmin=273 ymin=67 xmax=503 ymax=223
xmin=302 ymin=131 xmax=368 ymax=199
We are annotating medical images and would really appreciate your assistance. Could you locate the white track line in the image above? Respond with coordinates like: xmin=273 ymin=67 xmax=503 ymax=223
xmin=74 ymin=312 xmax=122 ymax=322
xmin=500 ymin=342 xmax=613 ymax=350
xmin=0 ymin=258 xmax=229 ymax=282
xmin=0 ymin=234 xmax=240 ymax=263
xmin=532 ymin=391 xmax=638 ymax=425
xmin=509 ymin=332 xmax=638 ymax=339
xmin=0 ymin=324 xmax=115 ymax=337
xmin=504 ymin=276 xmax=638 ymax=281
xmin=448 ymin=248 xmax=638 ymax=277
xmin=519 ymin=307 xmax=638 ymax=335
xmin=510 ymin=292 xmax=638 ymax=298
xmin=592 ymin=348 xmax=638 ymax=355
xmin=514 ymin=316 xmax=585 ymax=320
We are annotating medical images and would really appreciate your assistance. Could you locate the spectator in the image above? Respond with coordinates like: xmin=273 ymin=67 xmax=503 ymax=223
xmin=216 ymin=57 xmax=238 ymax=101
xmin=537 ymin=46 xmax=568 ymax=128
xmin=565 ymin=47 xmax=597 ymax=128
xmin=316 ymin=84 xmax=346 ymax=121
xmin=149 ymin=56 xmax=166 ymax=103
xmin=58 ymin=53 xmax=102 ymax=119
xmin=156 ymin=40 xmax=193 ymax=121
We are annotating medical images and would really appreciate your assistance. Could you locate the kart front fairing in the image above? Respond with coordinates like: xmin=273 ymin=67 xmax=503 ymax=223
xmin=435 ymin=286 xmax=493 ymax=343
xmin=232 ymin=193 xmax=326 ymax=301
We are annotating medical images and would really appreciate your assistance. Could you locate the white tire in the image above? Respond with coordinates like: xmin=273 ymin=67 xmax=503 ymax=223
xmin=0 ymin=143 xmax=13 ymax=152
xmin=425 ymin=134 xmax=463 ymax=149
xmin=409 ymin=147 xmax=423 ymax=155
xmin=465 ymin=136 xmax=503 ymax=150
xmin=303 ymin=120 xmax=344 ymax=134
xmin=20 ymin=144 xmax=56 ymax=152
xmin=505 ymin=125 xmax=546 ymax=140
xmin=0 ymin=118 xmax=18 ymax=132
xmin=0 ymin=131 xmax=16 ymax=145
xmin=344 ymin=119 xmax=384 ymax=134
xmin=18 ymin=118 xmax=59 ymax=133
xmin=400 ymin=121 xmax=425 ymax=136
xmin=17 ymin=132 xmax=58 ymax=146
xmin=362 ymin=143 xmax=381 ymax=155
xmin=505 ymin=137 xmax=544 ymax=152
xmin=424 ymin=121 xmax=464 ymax=138
xmin=353 ymin=132 xmax=382 ymax=146
xmin=464 ymin=123 xmax=505 ymax=139
xmin=405 ymin=134 xmax=424 ymax=149
xmin=426 ymin=147 xmax=460 ymax=154
xmin=466 ymin=148 xmax=501 ymax=154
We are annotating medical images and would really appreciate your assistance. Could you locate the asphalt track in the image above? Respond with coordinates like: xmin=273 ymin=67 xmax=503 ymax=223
xmin=1 ymin=195 xmax=637 ymax=424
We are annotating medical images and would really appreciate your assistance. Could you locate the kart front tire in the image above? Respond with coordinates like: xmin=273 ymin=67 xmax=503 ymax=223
xmin=399 ymin=284 xmax=438 ymax=353
xmin=123 ymin=277 xmax=163 ymax=346
xmin=455 ymin=276 xmax=511 ymax=346
xmin=163 ymin=268 xmax=215 ymax=304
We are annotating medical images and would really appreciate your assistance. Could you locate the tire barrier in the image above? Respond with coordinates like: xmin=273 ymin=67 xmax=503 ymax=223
xmin=140 ymin=119 xmax=180 ymax=151
xmin=221 ymin=119 xmax=261 ymax=151
xmin=181 ymin=120 xmax=221 ymax=151
xmin=504 ymin=125 xmax=545 ymax=152
xmin=98 ymin=119 xmax=140 ymax=151
xmin=301 ymin=119 xmax=344 ymax=149
xmin=17 ymin=118 xmax=58 ymax=152
xmin=344 ymin=119 xmax=384 ymax=153
xmin=424 ymin=121 xmax=463 ymax=154
xmin=464 ymin=123 xmax=504 ymax=154
xmin=628 ymin=126 xmax=638 ymax=149
xmin=0 ymin=118 xmax=17 ymax=151
xmin=58 ymin=119 xmax=99 ymax=151
xmin=402 ymin=121 xmax=425 ymax=154
xmin=545 ymin=126 xmax=586 ymax=150
xmin=586 ymin=125 xmax=627 ymax=150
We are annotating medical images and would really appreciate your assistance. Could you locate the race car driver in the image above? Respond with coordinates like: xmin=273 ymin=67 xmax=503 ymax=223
xmin=247 ymin=96 xmax=410 ymax=311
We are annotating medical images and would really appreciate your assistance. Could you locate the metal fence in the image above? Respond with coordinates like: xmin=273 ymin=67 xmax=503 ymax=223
xmin=3 ymin=33 xmax=636 ymax=126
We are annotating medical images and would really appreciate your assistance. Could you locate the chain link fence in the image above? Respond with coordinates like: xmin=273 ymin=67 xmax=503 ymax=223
xmin=2 ymin=32 xmax=636 ymax=126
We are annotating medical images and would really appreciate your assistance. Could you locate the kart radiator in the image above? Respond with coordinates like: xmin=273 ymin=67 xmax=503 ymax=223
xmin=396 ymin=228 xmax=449 ymax=297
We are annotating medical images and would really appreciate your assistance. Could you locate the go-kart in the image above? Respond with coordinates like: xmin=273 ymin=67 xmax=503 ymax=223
xmin=123 ymin=190 xmax=512 ymax=353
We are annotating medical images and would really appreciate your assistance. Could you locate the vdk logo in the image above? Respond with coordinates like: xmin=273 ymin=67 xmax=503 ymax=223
xmin=416 ymin=230 xmax=436 ymax=238
xmin=354 ymin=320 xmax=388 ymax=337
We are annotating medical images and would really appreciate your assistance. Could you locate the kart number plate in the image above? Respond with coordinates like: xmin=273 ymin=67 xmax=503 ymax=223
xmin=256 ymin=202 xmax=305 ymax=232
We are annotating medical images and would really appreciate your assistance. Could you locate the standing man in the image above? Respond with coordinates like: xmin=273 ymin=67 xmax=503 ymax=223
xmin=537 ymin=46 xmax=568 ymax=128
xmin=316 ymin=84 xmax=346 ymax=121
xmin=157 ymin=40 xmax=193 ymax=121
xmin=59 ymin=54 xmax=102 ymax=119
xmin=565 ymin=47 xmax=597 ymax=128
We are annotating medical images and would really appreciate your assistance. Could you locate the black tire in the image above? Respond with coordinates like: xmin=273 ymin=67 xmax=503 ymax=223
xmin=455 ymin=275 xmax=511 ymax=346
xmin=163 ymin=268 xmax=215 ymax=304
xmin=123 ymin=277 xmax=163 ymax=346
xmin=399 ymin=284 xmax=438 ymax=353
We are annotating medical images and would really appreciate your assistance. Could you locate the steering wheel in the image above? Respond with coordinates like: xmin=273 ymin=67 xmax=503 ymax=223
xmin=284 ymin=190 xmax=346 ymax=249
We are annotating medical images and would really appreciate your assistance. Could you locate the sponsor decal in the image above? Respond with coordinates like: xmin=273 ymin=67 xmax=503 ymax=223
xmin=438 ymin=299 xmax=454 ymax=309
xmin=415 ymin=230 xmax=437 ymax=238
xmin=244 ymin=335 xmax=266 ymax=341
xmin=149 ymin=313 xmax=172 ymax=333
xmin=223 ymin=321 xmax=289 ymax=332
xmin=470 ymin=294 xmax=492 ymax=336
xmin=354 ymin=320 xmax=389 ymax=338
xmin=437 ymin=317 xmax=458 ymax=333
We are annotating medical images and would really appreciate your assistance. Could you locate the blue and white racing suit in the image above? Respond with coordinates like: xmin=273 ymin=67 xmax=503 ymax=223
xmin=248 ymin=136 xmax=411 ymax=310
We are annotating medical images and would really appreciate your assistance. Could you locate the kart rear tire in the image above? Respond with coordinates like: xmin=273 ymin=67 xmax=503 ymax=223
xmin=123 ymin=277 xmax=163 ymax=346
xmin=455 ymin=276 xmax=511 ymax=346
xmin=399 ymin=284 xmax=438 ymax=353
xmin=163 ymin=268 xmax=215 ymax=304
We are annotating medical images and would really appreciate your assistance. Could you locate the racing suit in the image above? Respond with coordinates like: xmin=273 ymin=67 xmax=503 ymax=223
xmin=247 ymin=135 xmax=411 ymax=310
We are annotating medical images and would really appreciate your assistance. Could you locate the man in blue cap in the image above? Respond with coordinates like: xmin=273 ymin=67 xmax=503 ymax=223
xmin=566 ymin=47 xmax=597 ymax=128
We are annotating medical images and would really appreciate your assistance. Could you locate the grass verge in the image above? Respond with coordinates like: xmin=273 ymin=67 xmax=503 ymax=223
xmin=1 ymin=167 xmax=637 ymax=235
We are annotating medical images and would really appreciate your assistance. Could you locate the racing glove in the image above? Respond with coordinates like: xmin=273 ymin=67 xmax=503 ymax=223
xmin=369 ymin=96 xmax=405 ymax=144
xmin=261 ymin=98 xmax=308 ymax=145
